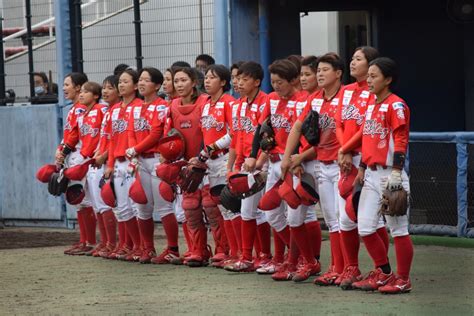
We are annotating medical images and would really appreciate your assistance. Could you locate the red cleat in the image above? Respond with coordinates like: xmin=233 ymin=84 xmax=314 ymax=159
xmin=64 ymin=242 xmax=84 ymax=255
xmin=292 ymin=261 xmax=321 ymax=282
xmin=339 ymin=266 xmax=362 ymax=290
xmin=313 ymin=266 xmax=340 ymax=286
xmin=352 ymin=268 xmax=394 ymax=291
xmin=378 ymin=276 xmax=412 ymax=294
xmin=271 ymin=262 xmax=297 ymax=281
xmin=151 ymin=248 xmax=180 ymax=264
xmin=139 ymin=249 xmax=157 ymax=264
xmin=224 ymin=259 xmax=256 ymax=272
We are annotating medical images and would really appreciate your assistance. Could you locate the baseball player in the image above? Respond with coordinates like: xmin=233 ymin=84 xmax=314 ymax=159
xmin=224 ymin=61 xmax=273 ymax=272
xmin=103 ymin=69 xmax=143 ymax=261
xmin=342 ymin=57 xmax=413 ymax=294
xmin=166 ymin=67 xmax=211 ymax=267
xmin=125 ymin=67 xmax=181 ymax=264
xmin=57 ymin=72 xmax=98 ymax=256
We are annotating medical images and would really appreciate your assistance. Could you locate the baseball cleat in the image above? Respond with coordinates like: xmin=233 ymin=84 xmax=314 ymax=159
xmin=292 ymin=261 xmax=321 ymax=282
xmin=151 ymin=248 xmax=180 ymax=264
xmin=139 ymin=249 xmax=157 ymax=264
xmin=339 ymin=266 xmax=362 ymax=290
xmin=64 ymin=242 xmax=85 ymax=255
xmin=98 ymin=244 xmax=115 ymax=258
xmin=352 ymin=268 xmax=394 ymax=291
xmin=378 ymin=276 xmax=412 ymax=294
xmin=210 ymin=252 xmax=228 ymax=263
xmin=254 ymin=253 xmax=272 ymax=269
xmin=256 ymin=260 xmax=282 ymax=275
xmin=68 ymin=243 xmax=95 ymax=256
xmin=271 ymin=262 xmax=297 ymax=281
xmin=86 ymin=243 xmax=105 ymax=257
xmin=224 ymin=259 xmax=256 ymax=272
xmin=115 ymin=246 xmax=133 ymax=261
xmin=313 ymin=266 xmax=340 ymax=286
xmin=124 ymin=248 xmax=143 ymax=262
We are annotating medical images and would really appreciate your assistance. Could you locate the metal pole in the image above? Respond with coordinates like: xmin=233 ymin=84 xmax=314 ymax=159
xmin=199 ymin=0 xmax=204 ymax=54
xmin=258 ymin=0 xmax=271 ymax=92
xmin=74 ymin=0 xmax=83 ymax=73
xmin=25 ymin=0 xmax=35 ymax=100
xmin=133 ymin=0 xmax=143 ymax=70
xmin=0 ymin=14 xmax=6 ymax=105
xmin=213 ymin=0 xmax=229 ymax=65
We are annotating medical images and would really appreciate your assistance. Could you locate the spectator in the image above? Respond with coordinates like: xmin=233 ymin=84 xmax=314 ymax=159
xmin=113 ymin=64 xmax=129 ymax=76
xmin=172 ymin=61 xmax=191 ymax=68
xmin=33 ymin=72 xmax=50 ymax=96
xmin=195 ymin=54 xmax=215 ymax=74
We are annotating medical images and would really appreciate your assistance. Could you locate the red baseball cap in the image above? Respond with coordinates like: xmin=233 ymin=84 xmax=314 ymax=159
xmin=64 ymin=159 xmax=95 ymax=181
xmin=159 ymin=181 xmax=175 ymax=203
xmin=295 ymin=172 xmax=319 ymax=206
xmin=278 ymin=172 xmax=301 ymax=209
xmin=228 ymin=171 xmax=266 ymax=197
xmin=345 ymin=181 xmax=363 ymax=223
xmin=36 ymin=164 xmax=57 ymax=183
xmin=156 ymin=160 xmax=187 ymax=184
xmin=129 ymin=172 xmax=148 ymax=204
xmin=65 ymin=184 xmax=85 ymax=205
xmin=258 ymin=179 xmax=283 ymax=211
xmin=338 ymin=164 xmax=358 ymax=199
xmin=101 ymin=177 xmax=116 ymax=208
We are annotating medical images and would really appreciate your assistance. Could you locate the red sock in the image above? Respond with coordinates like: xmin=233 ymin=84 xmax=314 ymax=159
xmin=161 ymin=213 xmax=179 ymax=248
xmin=276 ymin=226 xmax=290 ymax=246
xmin=362 ymin=232 xmax=389 ymax=268
xmin=241 ymin=219 xmax=257 ymax=261
xmin=224 ymin=219 xmax=239 ymax=257
xmin=102 ymin=210 xmax=116 ymax=247
xmin=82 ymin=207 xmax=97 ymax=245
xmin=272 ymin=228 xmax=286 ymax=263
xmin=124 ymin=217 xmax=141 ymax=250
xmin=305 ymin=220 xmax=322 ymax=259
xmin=96 ymin=212 xmax=107 ymax=246
xmin=117 ymin=221 xmax=126 ymax=248
xmin=329 ymin=232 xmax=344 ymax=273
xmin=182 ymin=222 xmax=193 ymax=253
xmin=377 ymin=227 xmax=390 ymax=255
xmin=288 ymin=232 xmax=300 ymax=265
xmin=231 ymin=216 xmax=242 ymax=253
xmin=76 ymin=209 xmax=86 ymax=243
xmin=138 ymin=217 xmax=155 ymax=251
xmin=291 ymin=224 xmax=315 ymax=264
xmin=254 ymin=236 xmax=261 ymax=257
xmin=340 ymin=228 xmax=360 ymax=267
xmin=394 ymin=235 xmax=414 ymax=280
xmin=257 ymin=222 xmax=272 ymax=256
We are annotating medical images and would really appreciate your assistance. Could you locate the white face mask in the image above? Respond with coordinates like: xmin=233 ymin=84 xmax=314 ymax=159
xmin=35 ymin=86 xmax=46 ymax=95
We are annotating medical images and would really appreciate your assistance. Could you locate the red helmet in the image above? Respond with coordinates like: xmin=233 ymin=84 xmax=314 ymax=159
xmin=36 ymin=164 xmax=57 ymax=183
xmin=129 ymin=172 xmax=148 ymax=205
xmin=157 ymin=129 xmax=185 ymax=162
xmin=258 ymin=179 xmax=283 ymax=211
xmin=65 ymin=184 xmax=85 ymax=205
xmin=64 ymin=159 xmax=95 ymax=181
xmin=338 ymin=164 xmax=358 ymax=199
xmin=278 ymin=172 xmax=301 ymax=209
xmin=159 ymin=181 xmax=176 ymax=203
xmin=345 ymin=181 xmax=363 ymax=223
xmin=156 ymin=160 xmax=187 ymax=184
xmin=101 ymin=177 xmax=116 ymax=208
xmin=228 ymin=171 xmax=266 ymax=198
xmin=295 ymin=172 xmax=319 ymax=206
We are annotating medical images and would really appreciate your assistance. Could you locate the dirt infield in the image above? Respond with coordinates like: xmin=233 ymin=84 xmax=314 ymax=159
xmin=0 ymin=227 xmax=473 ymax=315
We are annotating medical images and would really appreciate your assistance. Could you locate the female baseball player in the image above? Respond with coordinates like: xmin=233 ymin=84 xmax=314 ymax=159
xmin=282 ymin=53 xmax=346 ymax=284
xmin=244 ymin=59 xmax=311 ymax=281
xmin=344 ymin=57 xmax=413 ymax=294
xmin=103 ymin=69 xmax=143 ymax=261
xmin=93 ymin=75 xmax=120 ymax=258
xmin=163 ymin=68 xmax=178 ymax=101
xmin=60 ymin=82 xmax=108 ymax=256
xmin=166 ymin=67 xmax=210 ymax=267
xmin=224 ymin=61 xmax=273 ymax=272
xmin=124 ymin=67 xmax=181 ymax=264
xmin=57 ymin=72 xmax=98 ymax=256
xmin=334 ymin=46 xmax=391 ymax=290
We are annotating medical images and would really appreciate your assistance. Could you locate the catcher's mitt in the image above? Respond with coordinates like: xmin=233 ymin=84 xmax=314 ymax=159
xmin=379 ymin=188 xmax=409 ymax=217
xmin=259 ymin=118 xmax=276 ymax=152
xmin=301 ymin=110 xmax=320 ymax=146
xmin=178 ymin=159 xmax=208 ymax=193
xmin=47 ymin=169 xmax=69 ymax=196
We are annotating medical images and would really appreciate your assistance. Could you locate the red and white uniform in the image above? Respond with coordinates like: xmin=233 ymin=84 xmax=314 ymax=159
xmin=358 ymin=93 xmax=410 ymax=237
xmin=107 ymin=98 xmax=142 ymax=222
xmin=62 ymin=103 xmax=87 ymax=152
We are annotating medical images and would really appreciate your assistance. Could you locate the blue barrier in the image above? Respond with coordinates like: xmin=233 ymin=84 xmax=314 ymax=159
xmin=409 ymin=132 xmax=474 ymax=238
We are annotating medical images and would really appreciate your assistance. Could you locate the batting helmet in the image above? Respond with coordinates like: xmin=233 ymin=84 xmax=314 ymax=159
xmin=101 ymin=176 xmax=116 ymax=208
xmin=129 ymin=172 xmax=148 ymax=204
xmin=36 ymin=164 xmax=57 ymax=183
xmin=295 ymin=172 xmax=319 ymax=206
xmin=157 ymin=129 xmax=185 ymax=162
xmin=345 ymin=181 xmax=363 ymax=222
xmin=64 ymin=159 xmax=95 ymax=181
xmin=338 ymin=165 xmax=358 ymax=199
xmin=258 ymin=179 xmax=283 ymax=211
xmin=156 ymin=160 xmax=187 ymax=184
xmin=278 ymin=173 xmax=301 ymax=209
xmin=65 ymin=183 xmax=85 ymax=205
xmin=228 ymin=171 xmax=267 ymax=199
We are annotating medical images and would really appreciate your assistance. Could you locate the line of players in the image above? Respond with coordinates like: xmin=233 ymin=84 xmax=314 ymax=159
xmin=48 ymin=47 xmax=413 ymax=295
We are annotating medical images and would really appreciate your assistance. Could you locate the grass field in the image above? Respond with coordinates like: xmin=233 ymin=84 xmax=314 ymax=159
xmin=0 ymin=227 xmax=473 ymax=315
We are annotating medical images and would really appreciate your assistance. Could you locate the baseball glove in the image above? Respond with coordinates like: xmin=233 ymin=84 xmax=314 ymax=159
xmin=379 ymin=188 xmax=409 ymax=217
xmin=301 ymin=110 xmax=320 ymax=146
xmin=220 ymin=185 xmax=241 ymax=213
xmin=178 ymin=159 xmax=208 ymax=193
xmin=48 ymin=169 xmax=69 ymax=196
xmin=259 ymin=118 xmax=276 ymax=152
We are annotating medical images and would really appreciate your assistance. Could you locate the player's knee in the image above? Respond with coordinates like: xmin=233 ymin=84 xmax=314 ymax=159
xmin=326 ymin=219 xmax=340 ymax=233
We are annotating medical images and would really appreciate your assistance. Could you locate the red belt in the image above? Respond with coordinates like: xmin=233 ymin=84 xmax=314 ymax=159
xmin=140 ymin=152 xmax=156 ymax=159
xmin=368 ymin=164 xmax=387 ymax=171
xmin=116 ymin=156 xmax=126 ymax=162
xmin=210 ymin=148 xmax=229 ymax=160
xmin=269 ymin=153 xmax=281 ymax=163
xmin=320 ymin=160 xmax=336 ymax=165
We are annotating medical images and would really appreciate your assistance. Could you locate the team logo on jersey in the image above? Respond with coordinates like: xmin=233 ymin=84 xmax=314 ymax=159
xmin=80 ymin=123 xmax=99 ymax=138
xmin=180 ymin=120 xmax=192 ymax=129
xmin=270 ymin=114 xmax=291 ymax=133
xmin=396 ymin=109 xmax=405 ymax=119
xmin=240 ymin=117 xmax=256 ymax=133
xmin=112 ymin=119 xmax=128 ymax=134
xmin=319 ymin=113 xmax=336 ymax=130
xmin=201 ymin=115 xmax=224 ymax=131
xmin=342 ymin=104 xmax=365 ymax=125
xmin=363 ymin=119 xmax=389 ymax=139
xmin=232 ymin=117 xmax=240 ymax=132
xmin=134 ymin=117 xmax=151 ymax=132
xmin=64 ymin=121 xmax=72 ymax=131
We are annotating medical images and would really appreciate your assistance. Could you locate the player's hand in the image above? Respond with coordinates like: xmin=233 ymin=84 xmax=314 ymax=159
xmin=55 ymin=152 xmax=65 ymax=165
xmin=104 ymin=167 xmax=114 ymax=179
xmin=125 ymin=147 xmax=137 ymax=159
xmin=243 ymin=157 xmax=256 ymax=172
xmin=354 ymin=167 xmax=365 ymax=186
xmin=340 ymin=153 xmax=353 ymax=175
xmin=387 ymin=169 xmax=403 ymax=191
xmin=292 ymin=165 xmax=304 ymax=177
xmin=290 ymin=154 xmax=303 ymax=168
xmin=280 ymin=156 xmax=292 ymax=179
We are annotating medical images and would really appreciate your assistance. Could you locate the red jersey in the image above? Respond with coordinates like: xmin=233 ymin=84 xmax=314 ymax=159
xmin=64 ymin=103 xmax=107 ymax=158
xmin=298 ymin=86 xmax=345 ymax=162
xmin=97 ymin=109 xmax=111 ymax=155
xmin=128 ymin=97 xmax=168 ymax=154
xmin=200 ymin=94 xmax=234 ymax=146
xmin=168 ymin=94 xmax=208 ymax=160
xmin=259 ymin=91 xmax=305 ymax=155
xmin=236 ymin=90 xmax=267 ymax=158
xmin=107 ymin=98 xmax=143 ymax=168
xmin=361 ymin=93 xmax=410 ymax=167
xmin=335 ymin=80 xmax=371 ymax=153
xmin=62 ymin=102 xmax=87 ymax=149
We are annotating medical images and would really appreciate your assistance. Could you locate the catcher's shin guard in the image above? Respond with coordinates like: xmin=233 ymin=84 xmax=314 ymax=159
xmin=182 ymin=191 xmax=207 ymax=261
xmin=202 ymin=187 xmax=229 ymax=257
